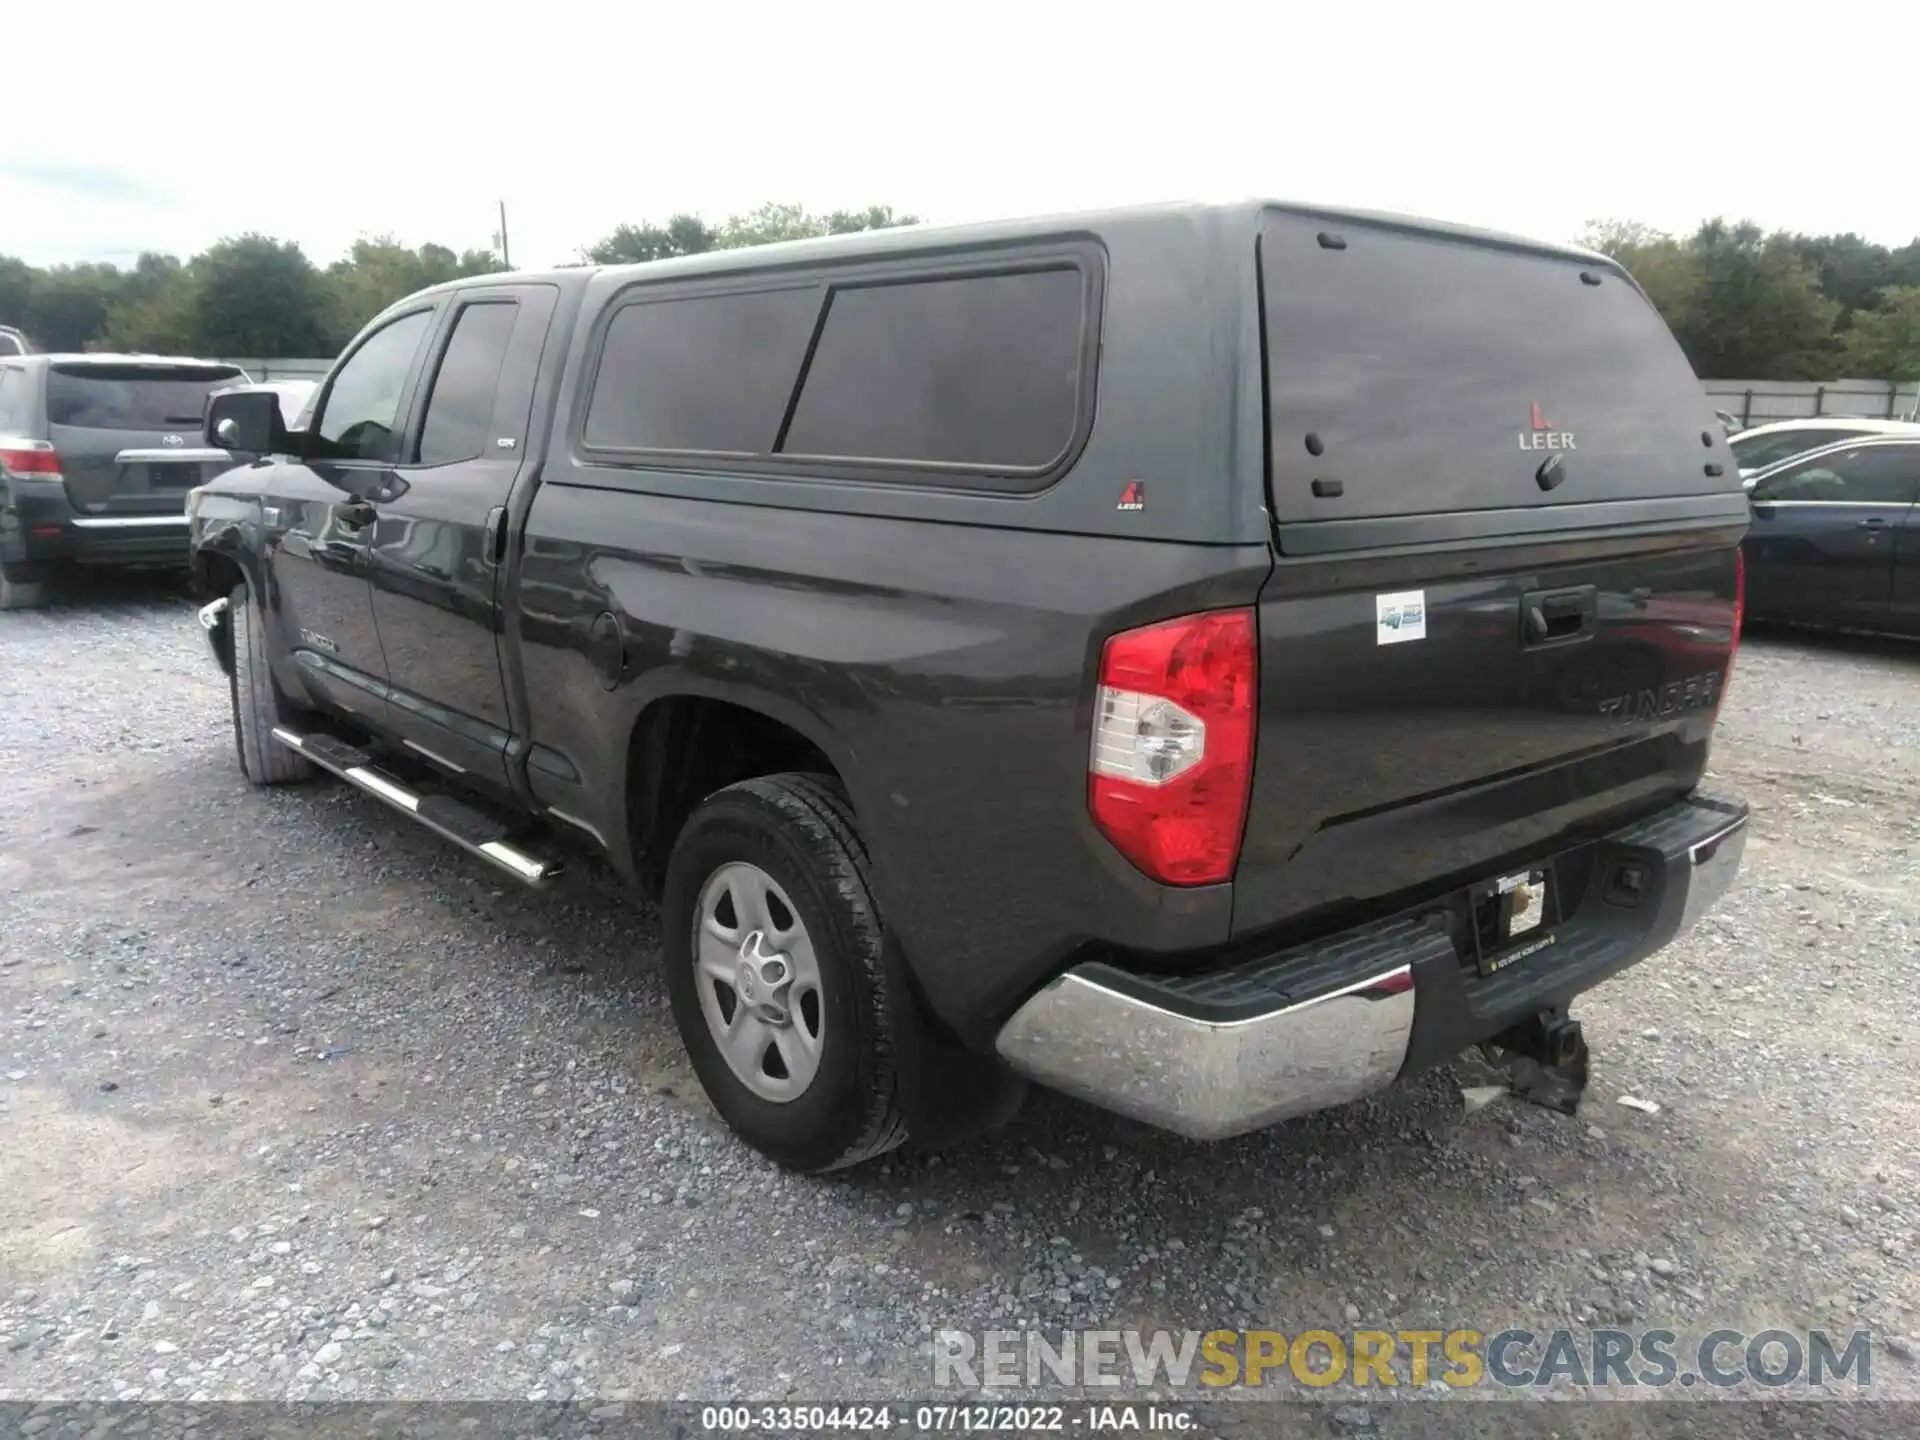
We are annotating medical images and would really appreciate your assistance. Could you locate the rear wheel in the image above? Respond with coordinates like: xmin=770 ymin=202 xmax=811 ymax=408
xmin=661 ymin=773 xmax=909 ymax=1172
xmin=0 ymin=562 xmax=48 ymax=611
xmin=228 ymin=581 xmax=314 ymax=786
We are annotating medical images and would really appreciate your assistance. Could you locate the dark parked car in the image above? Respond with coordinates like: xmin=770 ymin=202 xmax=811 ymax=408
xmin=0 ymin=353 xmax=250 ymax=608
xmin=188 ymin=200 xmax=1749 ymax=1172
xmin=1743 ymin=434 xmax=1920 ymax=635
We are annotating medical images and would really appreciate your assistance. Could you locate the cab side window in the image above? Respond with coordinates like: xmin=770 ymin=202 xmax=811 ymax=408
xmin=414 ymin=302 xmax=519 ymax=466
xmin=1751 ymin=447 xmax=1920 ymax=505
xmin=310 ymin=310 xmax=434 ymax=463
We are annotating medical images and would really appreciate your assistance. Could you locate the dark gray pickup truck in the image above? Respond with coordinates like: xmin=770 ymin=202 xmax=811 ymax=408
xmin=188 ymin=200 xmax=1750 ymax=1171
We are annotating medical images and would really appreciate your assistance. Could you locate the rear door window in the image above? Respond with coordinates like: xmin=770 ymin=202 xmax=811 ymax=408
xmin=415 ymin=301 xmax=519 ymax=466
xmin=45 ymin=364 xmax=245 ymax=431
xmin=780 ymin=268 xmax=1083 ymax=470
xmin=1260 ymin=213 xmax=1729 ymax=525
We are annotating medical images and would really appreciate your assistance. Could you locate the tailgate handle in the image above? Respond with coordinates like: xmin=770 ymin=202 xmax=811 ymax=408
xmin=1522 ymin=586 xmax=1597 ymax=646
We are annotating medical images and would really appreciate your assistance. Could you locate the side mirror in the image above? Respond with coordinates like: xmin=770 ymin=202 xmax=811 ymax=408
xmin=204 ymin=389 xmax=291 ymax=457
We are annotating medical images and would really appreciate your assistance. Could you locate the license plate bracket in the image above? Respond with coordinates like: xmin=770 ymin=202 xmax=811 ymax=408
xmin=1472 ymin=866 xmax=1557 ymax=976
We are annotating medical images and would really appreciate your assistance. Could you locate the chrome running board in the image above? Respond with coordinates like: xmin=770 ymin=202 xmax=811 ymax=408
xmin=270 ymin=727 xmax=562 ymax=888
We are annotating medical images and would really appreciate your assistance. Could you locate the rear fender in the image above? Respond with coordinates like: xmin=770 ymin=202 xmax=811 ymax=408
xmin=611 ymin=671 xmax=862 ymax=879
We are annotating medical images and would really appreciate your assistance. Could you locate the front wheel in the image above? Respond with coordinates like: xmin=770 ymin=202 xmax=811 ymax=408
xmin=661 ymin=773 xmax=909 ymax=1172
xmin=228 ymin=581 xmax=314 ymax=786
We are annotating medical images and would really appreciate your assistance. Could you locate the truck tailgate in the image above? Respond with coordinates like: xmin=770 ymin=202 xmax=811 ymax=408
xmin=1232 ymin=535 xmax=1739 ymax=934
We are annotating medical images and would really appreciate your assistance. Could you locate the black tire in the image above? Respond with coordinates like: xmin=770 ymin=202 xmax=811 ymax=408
xmin=0 ymin=563 xmax=48 ymax=611
xmin=661 ymin=773 xmax=909 ymax=1172
xmin=228 ymin=581 xmax=315 ymax=787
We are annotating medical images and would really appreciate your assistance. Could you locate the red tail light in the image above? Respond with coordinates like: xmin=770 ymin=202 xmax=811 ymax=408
xmin=0 ymin=444 xmax=62 ymax=480
xmin=1731 ymin=547 xmax=1745 ymax=656
xmin=1716 ymin=547 xmax=1745 ymax=715
xmin=1088 ymin=607 xmax=1257 ymax=886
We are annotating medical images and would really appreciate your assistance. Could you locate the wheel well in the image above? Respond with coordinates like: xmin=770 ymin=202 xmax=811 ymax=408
xmin=196 ymin=550 xmax=245 ymax=604
xmin=196 ymin=552 xmax=245 ymax=674
xmin=626 ymin=696 xmax=841 ymax=895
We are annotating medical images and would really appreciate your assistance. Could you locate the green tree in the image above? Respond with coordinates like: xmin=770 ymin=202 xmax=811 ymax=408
xmin=1591 ymin=219 xmax=1842 ymax=378
xmin=456 ymin=247 xmax=507 ymax=277
xmin=820 ymin=204 xmax=916 ymax=236
xmin=1840 ymin=288 xmax=1920 ymax=380
xmin=1684 ymin=221 xmax=1839 ymax=378
xmin=325 ymin=235 xmax=509 ymax=337
xmin=582 ymin=202 xmax=917 ymax=266
xmin=1790 ymin=232 xmax=1896 ymax=324
xmin=716 ymin=201 xmax=917 ymax=249
xmin=583 ymin=214 xmax=719 ymax=265
xmin=0 ymin=256 xmax=37 ymax=339
xmin=100 ymin=253 xmax=198 ymax=353
xmin=190 ymin=235 xmax=338 ymax=357
xmin=1584 ymin=220 xmax=1703 ymax=336
xmin=22 ymin=263 xmax=124 ymax=352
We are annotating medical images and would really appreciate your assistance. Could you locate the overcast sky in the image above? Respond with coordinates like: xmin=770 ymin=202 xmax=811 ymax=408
xmin=5 ymin=0 xmax=1913 ymax=271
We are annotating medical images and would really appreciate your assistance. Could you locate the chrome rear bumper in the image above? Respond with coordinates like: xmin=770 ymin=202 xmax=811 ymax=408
xmin=1678 ymin=811 xmax=1747 ymax=933
xmin=996 ymin=792 xmax=1748 ymax=1141
xmin=996 ymin=963 xmax=1417 ymax=1140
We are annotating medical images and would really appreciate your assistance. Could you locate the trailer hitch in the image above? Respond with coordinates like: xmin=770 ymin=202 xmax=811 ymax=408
xmin=1479 ymin=1007 xmax=1589 ymax=1116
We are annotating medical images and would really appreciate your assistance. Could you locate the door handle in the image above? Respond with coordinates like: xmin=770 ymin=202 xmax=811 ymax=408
xmin=484 ymin=505 xmax=508 ymax=565
xmin=337 ymin=501 xmax=377 ymax=530
xmin=1520 ymin=584 xmax=1598 ymax=646
xmin=1858 ymin=517 xmax=1889 ymax=530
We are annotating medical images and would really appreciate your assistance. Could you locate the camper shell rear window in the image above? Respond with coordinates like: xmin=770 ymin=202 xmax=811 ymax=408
xmin=1260 ymin=213 xmax=1726 ymax=526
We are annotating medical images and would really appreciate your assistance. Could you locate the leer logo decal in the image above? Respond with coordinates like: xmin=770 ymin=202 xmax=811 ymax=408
xmin=1116 ymin=480 xmax=1146 ymax=512
xmin=1518 ymin=402 xmax=1576 ymax=452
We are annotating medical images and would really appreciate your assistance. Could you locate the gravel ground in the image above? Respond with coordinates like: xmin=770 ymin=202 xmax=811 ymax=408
xmin=2 ymin=573 xmax=1918 ymax=1430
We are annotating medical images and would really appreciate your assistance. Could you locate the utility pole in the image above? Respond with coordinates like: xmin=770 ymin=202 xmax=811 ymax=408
xmin=497 ymin=200 xmax=511 ymax=270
